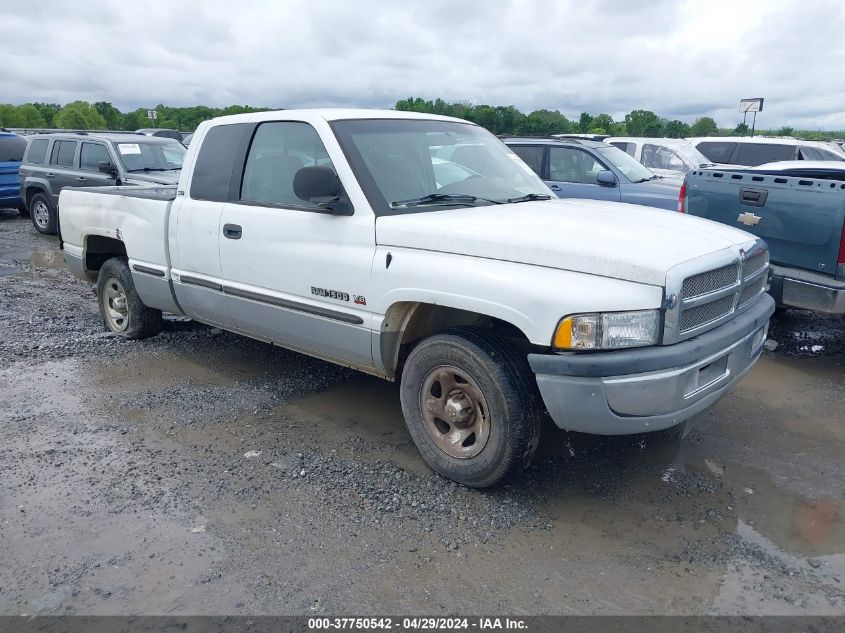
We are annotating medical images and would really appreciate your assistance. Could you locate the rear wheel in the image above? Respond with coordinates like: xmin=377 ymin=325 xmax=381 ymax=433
xmin=29 ymin=192 xmax=57 ymax=235
xmin=400 ymin=327 xmax=541 ymax=488
xmin=97 ymin=257 xmax=162 ymax=339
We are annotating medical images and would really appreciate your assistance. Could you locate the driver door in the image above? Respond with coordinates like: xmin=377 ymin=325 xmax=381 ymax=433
xmin=546 ymin=146 xmax=620 ymax=202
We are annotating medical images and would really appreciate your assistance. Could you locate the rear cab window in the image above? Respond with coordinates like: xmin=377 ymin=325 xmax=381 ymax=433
xmin=798 ymin=146 xmax=845 ymax=161
xmin=696 ymin=141 xmax=737 ymax=164
xmin=0 ymin=135 xmax=27 ymax=162
xmin=733 ymin=143 xmax=795 ymax=166
xmin=24 ymin=138 xmax=49 ymax=165
xmin=609 ymin=142 xmax=635 ymax=156
xmin=508 ymin=145 xmax=545 ymax=177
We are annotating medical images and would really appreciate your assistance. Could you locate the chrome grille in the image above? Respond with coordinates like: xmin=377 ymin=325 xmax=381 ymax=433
xmin=738 ymin=274 xmax=766 ymax=307
xmin=681 ymin=263 xmax=739 ymax=299
xmin=667 ymin=241 xmax=770 ymax=341
xmin=743 ymin=252 xmax=767 ymax=279
xmin=680 ymin=296 xmax=735 ymax=332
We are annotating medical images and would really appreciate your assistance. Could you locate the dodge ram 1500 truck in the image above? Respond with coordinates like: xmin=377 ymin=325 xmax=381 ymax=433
xmin=59 ymin=109 xmax=774 ymax=487
xmin=682 ymin=161 xmax=845 ymax=313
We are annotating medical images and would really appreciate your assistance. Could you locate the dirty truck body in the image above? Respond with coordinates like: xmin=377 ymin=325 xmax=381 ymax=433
xmin=59 ymin=109 xmax=774 ymax=487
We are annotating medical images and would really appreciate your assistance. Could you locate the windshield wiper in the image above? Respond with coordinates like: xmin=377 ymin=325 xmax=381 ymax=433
xmin=391 ymin=193 xmax=501 ymax=208
xmin=634 ymin=175 xmax=659 ymax=183
xmin=127 ymin=167 xmax=181 ymax=172
xmin=506 ymin=193 xmax=552 ymax=204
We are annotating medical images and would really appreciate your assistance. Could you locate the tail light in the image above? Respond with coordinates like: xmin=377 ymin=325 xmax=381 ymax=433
xmin=837 ymin=222 xmax=845 ymax=279
xmin=677 ymin=183 xmax=687 ymax=213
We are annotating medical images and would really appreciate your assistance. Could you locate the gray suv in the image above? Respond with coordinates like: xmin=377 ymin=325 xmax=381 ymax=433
xmin=19 ymin=132 xmax=186 ymax=234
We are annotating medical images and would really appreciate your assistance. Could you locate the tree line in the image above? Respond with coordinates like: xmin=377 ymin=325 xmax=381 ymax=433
xmin=1 ymin=98 xmax=841 ymax=140
xmin=0 ymin=101 xmax=271 ymax=132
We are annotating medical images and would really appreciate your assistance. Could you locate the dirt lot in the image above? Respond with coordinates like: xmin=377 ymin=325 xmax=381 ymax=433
xmin=0 ymin=208 xmax=843 ymax=616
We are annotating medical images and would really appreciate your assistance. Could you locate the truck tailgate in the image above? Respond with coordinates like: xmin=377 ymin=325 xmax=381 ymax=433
xmin=686 ymin=170 xmax=845 ymax=276
xmin=59 ymin=186 xmax=176 ymax=271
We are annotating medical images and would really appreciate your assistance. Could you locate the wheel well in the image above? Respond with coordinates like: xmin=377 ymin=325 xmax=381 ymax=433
xmin=25 ymin=186 xmax=46 ymax=206
xmin=380 ymin=302 xmax=536 ymax=378
xmin=85 ymin=236 xmax=127 ymax=272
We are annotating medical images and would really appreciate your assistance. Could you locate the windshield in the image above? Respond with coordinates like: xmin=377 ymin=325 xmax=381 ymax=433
xmin=594 ymin=146 xmax=656 ymax=182
xmin=331 ymin=119 xmax=552 ymax=214
xmin=112 ymin=140 xmax=186 ymax=172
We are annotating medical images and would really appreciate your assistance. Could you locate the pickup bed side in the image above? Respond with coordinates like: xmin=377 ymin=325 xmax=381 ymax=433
xmin=684 ymin=168 xmax=845 ymax=313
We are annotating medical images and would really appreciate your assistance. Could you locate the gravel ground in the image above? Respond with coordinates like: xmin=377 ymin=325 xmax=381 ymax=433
xmin=0 ymin=208 xmax=844 ymax=616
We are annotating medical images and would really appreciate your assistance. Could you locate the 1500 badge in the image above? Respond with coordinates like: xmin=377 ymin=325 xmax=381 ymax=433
xmin=311 ymin=286 xmax=350 ymax=302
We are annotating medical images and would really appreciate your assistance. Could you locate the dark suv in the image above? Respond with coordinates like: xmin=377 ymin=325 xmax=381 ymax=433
xmin=19 ymin=132 xmax=186 ymax=234
xmin=502 ymin=137 xmax=682 ymax=210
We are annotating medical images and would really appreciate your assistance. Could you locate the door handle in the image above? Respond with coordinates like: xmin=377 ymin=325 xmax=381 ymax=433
xmin=75 ymin=177 xmax=87 ymax=182
xmin=223 ymin=223 xmax=242 ymax=240
xmin=46 ymin=173 xmax=55 ymax=178
xmin=549 ymin=184 xmax=563 ymax=191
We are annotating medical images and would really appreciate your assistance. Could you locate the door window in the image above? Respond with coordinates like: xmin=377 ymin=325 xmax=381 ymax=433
xmin=548 ymin=147 xmax=606 ymax=184
xmin=80 ymin=143 xmax=112 ymax=171
xmin=508 ymin=145 xmax=544 ymax=176
xmin=240 ymin=122 xmax=335 ymax=209
xmin=610 ymin=142 xmax=635 ymax=156
xmin=642 ymin=144 xmax=686 ymax=171
xmin=50 ymin=140 xmax=78 ymax=167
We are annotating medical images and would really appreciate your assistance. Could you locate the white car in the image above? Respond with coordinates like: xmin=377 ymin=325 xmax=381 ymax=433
xmin=58 ymin=109 xmax=774 ymax=487
xmin=691 ymin=136 xmax=845 ymax=166
xmin=604 ymin=137 xmax=716 ymax=178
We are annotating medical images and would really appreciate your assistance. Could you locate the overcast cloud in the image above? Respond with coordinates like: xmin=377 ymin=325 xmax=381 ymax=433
xmin=2 ymin=0 xmax=844 ymax=129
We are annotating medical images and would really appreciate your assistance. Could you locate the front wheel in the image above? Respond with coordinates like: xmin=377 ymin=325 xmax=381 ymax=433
xmin=97 ymin=257 xmax=162 ymax=339
xmin=399 ymin=327 xmax=541 ymax=488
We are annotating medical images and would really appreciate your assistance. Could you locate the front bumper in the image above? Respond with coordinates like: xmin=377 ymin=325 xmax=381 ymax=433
xmin=768 ymin=264 xmax=845 ymax=314
xmin=528 ymin=294 xmax=775 ymax=435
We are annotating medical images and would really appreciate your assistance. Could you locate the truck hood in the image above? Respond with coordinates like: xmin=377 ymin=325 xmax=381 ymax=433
xmin=376 ymin=199 xmax=755 ymax=286
xmin=123 ymin=170 xmax=181 ymax=186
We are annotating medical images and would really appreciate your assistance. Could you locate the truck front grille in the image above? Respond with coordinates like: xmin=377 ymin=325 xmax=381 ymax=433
xmin=670 ymin=242 xmax=770 ymax=340
xmin=681 ymin=263 xmax=739 ymax=299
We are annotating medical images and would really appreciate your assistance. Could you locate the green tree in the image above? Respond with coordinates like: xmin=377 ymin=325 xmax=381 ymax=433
xmin=94 ymin=102 xmax=123 ymax=130
xmin=592 ymin=113 xmax=615 ymax=133
xmin=0 ymin=104 xmax=24 ymax=127
xmin=54 ymin=101 xmax=107 ymax=129
xmin=663 ymin=119 xmax=691 ymax=138
xmin=733 ymin=123 xmax=750 ymax=136
xmin=578 ymin=112 xmax=593 ymax=133
xmin=624 ymin=110 xmax=663 ymax=136
xmin=689 ymin=117 xmax=718 ymax=137
xmin=779 ymin=126 xmax=794 ymax=136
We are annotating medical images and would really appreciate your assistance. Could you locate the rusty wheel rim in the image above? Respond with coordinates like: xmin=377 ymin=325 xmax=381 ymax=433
xmin=420 ymin=365 xmax=490 ymax=459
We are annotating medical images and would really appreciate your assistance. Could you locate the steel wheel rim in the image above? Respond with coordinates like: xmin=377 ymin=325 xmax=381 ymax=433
xmin=33 ymin=201 xmax=49 ymax=229
xmin=103 ymin=278 xmax=129 ymax=332
xmin=419 ymin=365 xmax=490 ymax=459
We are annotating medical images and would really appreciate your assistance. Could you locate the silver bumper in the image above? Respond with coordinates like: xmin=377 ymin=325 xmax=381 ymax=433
xmin=771 ymin=265 xmax=845 ymax=314
xmin=528 ymin=294 xmax=775 ymax=435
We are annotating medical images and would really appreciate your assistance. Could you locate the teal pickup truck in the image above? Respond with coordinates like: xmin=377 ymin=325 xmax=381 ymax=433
xmin=682 ymin=161 xmax=845 ymax=314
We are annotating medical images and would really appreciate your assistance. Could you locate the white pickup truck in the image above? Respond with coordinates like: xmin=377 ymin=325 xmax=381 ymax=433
xmin=59 ymin=109 xmax=775 ymax=487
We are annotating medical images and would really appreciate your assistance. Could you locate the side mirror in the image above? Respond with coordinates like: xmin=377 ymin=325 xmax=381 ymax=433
xmin=293 ymin=166 xmax=353 ymax=215
xmin=596 ymin=170 xmax=618 ymax=187
xmin=98 ymin=161 xmax=117 ymax=176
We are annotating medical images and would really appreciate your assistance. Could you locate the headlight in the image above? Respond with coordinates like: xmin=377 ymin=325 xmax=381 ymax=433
xmin=553 ymin=310 xmax=660 ymax=350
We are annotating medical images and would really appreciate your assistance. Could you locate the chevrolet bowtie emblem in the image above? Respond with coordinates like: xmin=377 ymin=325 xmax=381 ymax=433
xmin=737 ymin=211 xmax=762 ymax=226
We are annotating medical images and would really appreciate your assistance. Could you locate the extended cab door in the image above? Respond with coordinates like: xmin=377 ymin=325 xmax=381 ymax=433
xmin=546 ymin=146 xmax=621 ymax=202
xmin=169 ymin=123 xmax=252 ymax=328
xmin=217 ymin=120 xmax=375 ymax=368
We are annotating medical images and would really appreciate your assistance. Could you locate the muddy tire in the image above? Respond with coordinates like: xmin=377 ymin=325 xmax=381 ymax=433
xmin=400 ymin=326 xmax=541 ymax=488
xmin=97 ymin=257 xmax=162 ymax=339
xmin=29 ymin=192 xmax=57 ymax=235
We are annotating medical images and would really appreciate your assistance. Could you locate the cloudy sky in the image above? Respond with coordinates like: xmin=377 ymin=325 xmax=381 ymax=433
xmin=2 ymin=0 xmax=844 ymax=129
